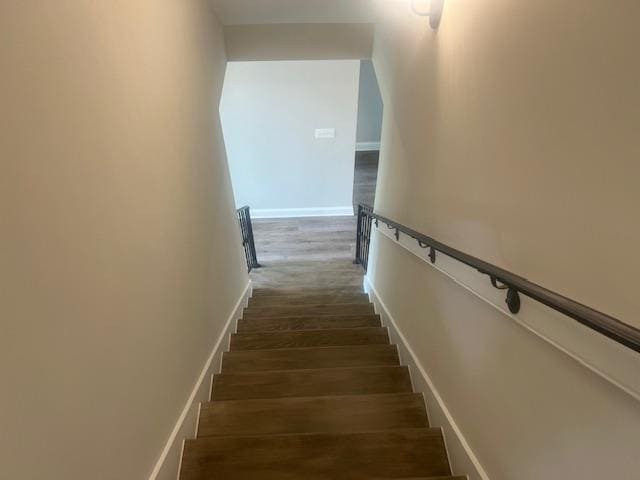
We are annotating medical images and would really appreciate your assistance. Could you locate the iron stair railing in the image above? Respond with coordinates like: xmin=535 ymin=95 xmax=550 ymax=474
xmin=237 ymin=206 xmax=260 ymax=272
xmin=354 ymin=204 xmax=374 ymax=272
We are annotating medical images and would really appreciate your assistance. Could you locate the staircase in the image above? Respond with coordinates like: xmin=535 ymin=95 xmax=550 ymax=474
xmin=179 ymin=286 xmax=464 ymax=480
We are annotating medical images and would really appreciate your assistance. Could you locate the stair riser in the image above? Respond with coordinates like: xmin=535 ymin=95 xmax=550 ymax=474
xmin=243 ymin=303 xmax=375 ymax=319
xmin=230 ymin=328 xmax=389 ymax=351
xmin=221 ymin=345 xmax=400 ymax=373
xmin=252 ymin=287 xmax=364 ymax=297
xmin=198 ymin=393 xmax=428 ymax=437
xmin=249 ymin=294 xmax=370 ymax=307
xmin=212 ymin=366 xmax=412 ymax=401
xmin=237 ymin=314 xmax=381 ymax=332
xmin=180 ymin=429 xmax=451 ymax=480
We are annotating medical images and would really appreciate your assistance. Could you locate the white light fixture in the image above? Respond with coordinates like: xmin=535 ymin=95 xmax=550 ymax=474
xmin=411 ymin=0 xmax=444 ymax=29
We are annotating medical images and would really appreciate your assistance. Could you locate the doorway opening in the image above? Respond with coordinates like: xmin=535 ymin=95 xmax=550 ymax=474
xmin=219 ymin=59 xmax=383 ymax=287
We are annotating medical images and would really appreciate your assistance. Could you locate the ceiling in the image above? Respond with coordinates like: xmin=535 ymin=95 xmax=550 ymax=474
xmin=210 ymin=0 xmax=377 ymax=25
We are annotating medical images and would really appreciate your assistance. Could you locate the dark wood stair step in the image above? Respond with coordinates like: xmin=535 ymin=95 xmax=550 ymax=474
xmin=179 ymin=428 xmax=452 ymax=480
xmin=237 ymin=314 xmax=381 ymax=332
xmin=249 ymin=293 xmax=370 ymax=307
xmin=230 ymin=327 xmax=389 ymax=351
xmin=243 ymin=303 xmax=375 ymax=319
xmin=252 ymin=287 xmax=365 ymax=297
xmin=221 ymin=344 xmax=399 ymax=373
xmin=212 ymin=366 xmax=412 ymax=401
xmin=197 ymin=393 xmax=428 ymax=437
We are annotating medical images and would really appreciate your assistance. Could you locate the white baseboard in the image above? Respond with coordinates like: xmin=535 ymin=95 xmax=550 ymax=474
xmin=356 ymin=141 xmax=381 ymax=151
xmin=148 ymin=280 xmax=252 ymax=480
xmin=250 ymin=206 xmax=354 ymax=219
xmin=364 ymin=276 xmax=488 ymax=480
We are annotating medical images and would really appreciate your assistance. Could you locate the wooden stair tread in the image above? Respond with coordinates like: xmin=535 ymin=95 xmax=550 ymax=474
xmin=243 ymin=303 xmax=375 ymax=319
xmin=178 ymin=283 xmax=463 ymax=480
xmin=198 ymin=393 xmax=428 ymax=437
xmin=377 ymin=478 xmax=466 ymax=480
xmin=249 ymin=293 xmax=370 ymax=306
xmin=222 ymin=344 xmax=400 ymax=373
xmin=212 ymin=365 xmax=412 ymax=401
xmin=230 ymin=327 xmax=389 ymax=350
xmin=252 ymin=287 xmax=365 ymax=297
xmin=179 ymin=428 xmax=451 ymax=480
xmin=237 ymin=313 xmax=381 ymax=332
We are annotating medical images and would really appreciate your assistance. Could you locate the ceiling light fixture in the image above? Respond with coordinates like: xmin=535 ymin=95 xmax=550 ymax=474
xmin=411 ymin=0 xmax=444 ymax=29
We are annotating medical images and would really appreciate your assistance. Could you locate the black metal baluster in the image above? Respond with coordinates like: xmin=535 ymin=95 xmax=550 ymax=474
xmin=354 ymin=204 xmax=363 ymax=265
xmin=363 ymin=207 xmax=369 ymax=272
xmin=237 ymin=206 xmax=260 ymax=273
xmin=355 ymin=204 xmax=373 ymax=273
xmin=246 ymin=207 xmax=260 ymax=269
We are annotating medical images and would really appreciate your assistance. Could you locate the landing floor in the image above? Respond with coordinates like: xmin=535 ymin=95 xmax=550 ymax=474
xmin=249 ymin=216 xmax=364 ymax=289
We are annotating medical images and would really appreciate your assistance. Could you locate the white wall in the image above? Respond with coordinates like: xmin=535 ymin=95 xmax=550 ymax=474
xmin=367 ymin=1 xmax=640 ymax=479
xmin=224 ymin=23 xmax=374 ymax=61
xmin=211 ymin=0 xmax=375 ymax=25
xmin=356 ymin=60 xmax=383 ymax=146
xmin=220 ymin=60 xmax=361 ymax=217
xmin=0 ymin=2 xmax=248 ymax=479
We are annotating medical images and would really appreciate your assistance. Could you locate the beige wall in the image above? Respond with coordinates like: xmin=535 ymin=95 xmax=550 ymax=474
xmin=369 ymin=0 xmax=640 ymax=478
xmin=0 ymin=1 xmax=248 ymax=479
xmin=373 ymin=0 xmax=640 ymax=324
xmin=224 ymin=23 xmax=374 ymax=61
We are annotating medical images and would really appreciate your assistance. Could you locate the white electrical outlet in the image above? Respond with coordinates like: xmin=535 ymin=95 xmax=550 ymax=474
xmin=315 ymin=128 xmax=335 ymax=139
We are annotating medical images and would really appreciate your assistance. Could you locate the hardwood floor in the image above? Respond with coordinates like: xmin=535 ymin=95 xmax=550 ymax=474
xmin=251 ymin=216 xmax=357 ymax=263
xmin=248 ymin=151 xmax=378 ymax=289
xmin=353 ymin=150 xmax=379 ymax=210
xmin=249 ymin=215 xmax=363 ymax=289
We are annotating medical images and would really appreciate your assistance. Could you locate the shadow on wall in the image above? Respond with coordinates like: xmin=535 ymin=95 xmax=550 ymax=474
xmin=353 ymin=60 xmax=384 ymax=210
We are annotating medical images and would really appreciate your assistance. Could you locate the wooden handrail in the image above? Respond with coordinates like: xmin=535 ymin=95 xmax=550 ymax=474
xmin=355 ymin=204 xmax=640 ymax=353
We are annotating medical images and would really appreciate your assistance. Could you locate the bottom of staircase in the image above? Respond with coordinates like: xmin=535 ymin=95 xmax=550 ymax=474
xmin=177 ymin=287 xmax=465 ymax=480
xmin=180 ymin=428 xmax=455 ymax=480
